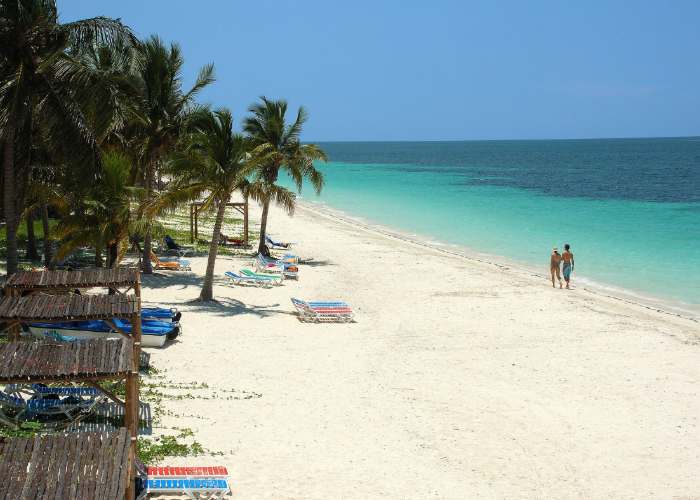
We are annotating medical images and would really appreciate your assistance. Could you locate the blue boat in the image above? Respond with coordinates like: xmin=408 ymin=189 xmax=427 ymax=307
xmin=24 ymin=318 xmax=179 ymax=347
xmin=141 ymin=307 xmax=182 ymax=323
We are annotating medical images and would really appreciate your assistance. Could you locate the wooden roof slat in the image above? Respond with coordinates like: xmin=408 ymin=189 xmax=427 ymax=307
xmin=4 ymin=269 xmax=139 ymax=292
xmin=0 ymin=342 xmax=20 ymax=378
xmin=0 ymin=294 xmax=139 ymax=322
xmin=0 ymin=430 xmax=131 ymax=500
xmin=0 ymin=339 xmax=132 ymax=383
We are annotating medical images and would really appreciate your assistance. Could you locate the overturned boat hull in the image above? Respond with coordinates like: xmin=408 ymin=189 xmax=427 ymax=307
xmin=24 ymin=319 xmax=179 ymax=347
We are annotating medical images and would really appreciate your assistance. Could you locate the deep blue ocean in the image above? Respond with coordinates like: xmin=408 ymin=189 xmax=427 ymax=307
xmin=299 ymin=138 xmax=700 ymax=315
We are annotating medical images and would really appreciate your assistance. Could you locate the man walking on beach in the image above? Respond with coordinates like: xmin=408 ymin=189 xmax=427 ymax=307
xmin=562 ymin=244 xmax=574 ymax=289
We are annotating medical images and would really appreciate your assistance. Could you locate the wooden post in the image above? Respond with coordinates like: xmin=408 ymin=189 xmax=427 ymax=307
xmin=125 ymin=277 xmax=141 ymax=500
xmin=190 ymin=204 xmax=194 ymax=244
xmin=125 ymin=373 xmax=138 ymax=500
xmin=125 ymin=339 xmax=140 ymax=500
xmin=244 ymin=200 xmax=249 ymax=247
xmin=194 ymin=205 xmax=199 ymax=240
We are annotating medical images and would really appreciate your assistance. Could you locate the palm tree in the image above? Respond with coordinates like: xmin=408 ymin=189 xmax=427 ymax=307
xmin=242 ymin=97 xmax=328 ymax=255
xmin=128 ymin=35 xmax=215 ymax=274
xmin=153 ymin=108 xmax=251 ymax=301
xmin=54 ymin=153 xmax=146 ymax=268
xmin=23 ymin=163 xmax=68 ymax=270
xmin=0 ymin=0 xmax=136 ymax=275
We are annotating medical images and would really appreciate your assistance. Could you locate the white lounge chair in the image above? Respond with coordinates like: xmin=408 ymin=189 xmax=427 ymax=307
xmin=225 ymin=271 xmax=271 ymax=288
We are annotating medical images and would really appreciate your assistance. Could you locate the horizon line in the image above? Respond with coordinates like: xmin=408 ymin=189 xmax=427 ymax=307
xmin=306 ymin=135 xmax=700 ymax=143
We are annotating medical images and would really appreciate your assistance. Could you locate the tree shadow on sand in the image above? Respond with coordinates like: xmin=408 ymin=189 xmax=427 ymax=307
xmin=182 ymin=296 xmax=297 ymax=319
xmin=298 ymin=259 xmax=335 ymax=267
xmin=139 ymin=271 xmax=203 ymax=290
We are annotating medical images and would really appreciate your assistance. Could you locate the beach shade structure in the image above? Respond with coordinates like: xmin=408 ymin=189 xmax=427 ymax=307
xmin=0 ymin=337 xmax=134 ymax=432
xmin=240 ymin=269 xmax=284 ymax=286
xmin=266 ymin=235 xmax=295 ymax=249
xmin=0 ymin=429 xmax=133 ymax=500
xmin=224 ymin=271 xmax=272 ymax=288
xmin=253 ymin=254 xmax=299 ymax=278
xmin=291 ymin=298 xmax=356 ymax=323
xmin=3 ymin=267 xmax=141 ymax=298
xmin=151 ymin=251 xmax=191 ymax=271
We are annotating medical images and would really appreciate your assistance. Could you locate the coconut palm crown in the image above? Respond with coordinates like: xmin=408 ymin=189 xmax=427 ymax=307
xmin=0 ymin=0 xmax=137 ymax=275
xmin=128 ymin=34 xmax=215 ymax=274
xmin=242 ymin=97 xmax=328 ymax=255
xmin=154 ymin=108 xmax=251 ymax=301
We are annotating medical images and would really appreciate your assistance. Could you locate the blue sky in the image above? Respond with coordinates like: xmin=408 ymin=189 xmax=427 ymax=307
xmin=60 ymin=1 xmax=700 ymax=141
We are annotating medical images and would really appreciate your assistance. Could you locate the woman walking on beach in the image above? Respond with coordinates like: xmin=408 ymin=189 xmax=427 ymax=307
xmin=550 ymin=247 xmax=563 ymax=288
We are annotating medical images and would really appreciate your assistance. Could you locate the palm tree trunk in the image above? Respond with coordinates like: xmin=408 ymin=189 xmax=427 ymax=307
xmin=142 ymin=156 xmax=157 ymax=274
xmin=108 ymin=239 xmax=118 ymax=269
xmin=26 ymin=211 xmax=39 ymax=261
xmin=40 ymin=197 xmax=54 ymax=270
xmin=199 ymin=196 xmax=229 ymax=301
xmin=258 ymin=198 xmax=271 ymax=256
xmin=94 ymin=240 xmax=103 ymax=267
xmin=3 ymin=130 xmax=19 ymax=276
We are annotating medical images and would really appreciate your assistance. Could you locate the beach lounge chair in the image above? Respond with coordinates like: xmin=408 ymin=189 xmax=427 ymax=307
xmin=240 ymin=269 xmax=284 ymax=286
xmin=253 ymin=253 xmax=298 ymax=278
xmin=266 ymin=235 xmax=295 ymax=249
xmin=277 ymin=253 xmax=299 ymax=264
xmin=146 ymin=466 xmax=229 ymax=479
xmin=163 ymin=234 xmax=194 ymax=255
xmin=4 ymin=383 xmax=102 ymax=398
xmin=151 ymin=251 xmax=191 ymax=271
xmin=225 ymin=271 xmax=271 ymax=288
xmin=291 ymin=298 xmax=356 ymax=323
xmin=219 ymin=234 xmax=246 ymax=247
xmin=143 ymin=478 xmax=231 ymax=499
xmin=0 ymin=386 xmax=104 ymax=431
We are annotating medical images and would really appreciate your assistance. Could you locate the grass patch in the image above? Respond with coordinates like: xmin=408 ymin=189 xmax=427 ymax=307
xmin=137 ymin=430 xmax=207 ymax=466
xmin=0 ymin=219 xmax=58 ymax=259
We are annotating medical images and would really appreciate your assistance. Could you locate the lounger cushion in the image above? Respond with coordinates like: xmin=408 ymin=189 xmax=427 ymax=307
xmin=148 ymin=466 xmax=228 ymax=478
xmin=146 ymin=478 xmax=229 ymax=490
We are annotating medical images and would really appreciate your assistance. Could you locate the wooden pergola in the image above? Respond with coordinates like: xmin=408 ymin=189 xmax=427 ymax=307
xmin=0 ymin=340 xmax=137 ymax=499
xmin=0 ymin=428 xmax=132 ymax=500
xmin=0 ymin=269 xmax=144 ymax=500
xmin=190 ymin=201 xmax=249 ymax=246
xmin=4 ymin=268 xmax=141 ymax=297
xmin=0 ymin=293 xmax=141 ymax=343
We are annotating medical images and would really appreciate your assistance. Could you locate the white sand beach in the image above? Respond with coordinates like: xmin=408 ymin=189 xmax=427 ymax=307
xmin=141 ymin=201 xmax=700 ymax=499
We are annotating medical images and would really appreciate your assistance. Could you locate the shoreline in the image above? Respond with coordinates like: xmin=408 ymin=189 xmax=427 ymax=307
xmin=296 ymin=199 xmax=700 ymax=323
xmin=139 ymin=197 xmax=700 ymax=499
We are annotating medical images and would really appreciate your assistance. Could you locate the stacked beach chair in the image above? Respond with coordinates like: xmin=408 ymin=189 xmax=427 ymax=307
xmin=291 ymin=298 xmax=356 ymax=323
xmin=140 ymin=465 xmax=231 ymax=499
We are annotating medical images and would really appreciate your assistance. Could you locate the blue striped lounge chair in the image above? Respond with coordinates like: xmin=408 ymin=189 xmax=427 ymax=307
xmin=266 ymin=235 xmax=295 ymax=249
xmin=143 ymin=478 xmax=231 ymax=499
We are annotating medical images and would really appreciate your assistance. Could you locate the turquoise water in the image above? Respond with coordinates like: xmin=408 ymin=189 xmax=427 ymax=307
xmin=296 ymin=139 xmax=700 ymax=314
